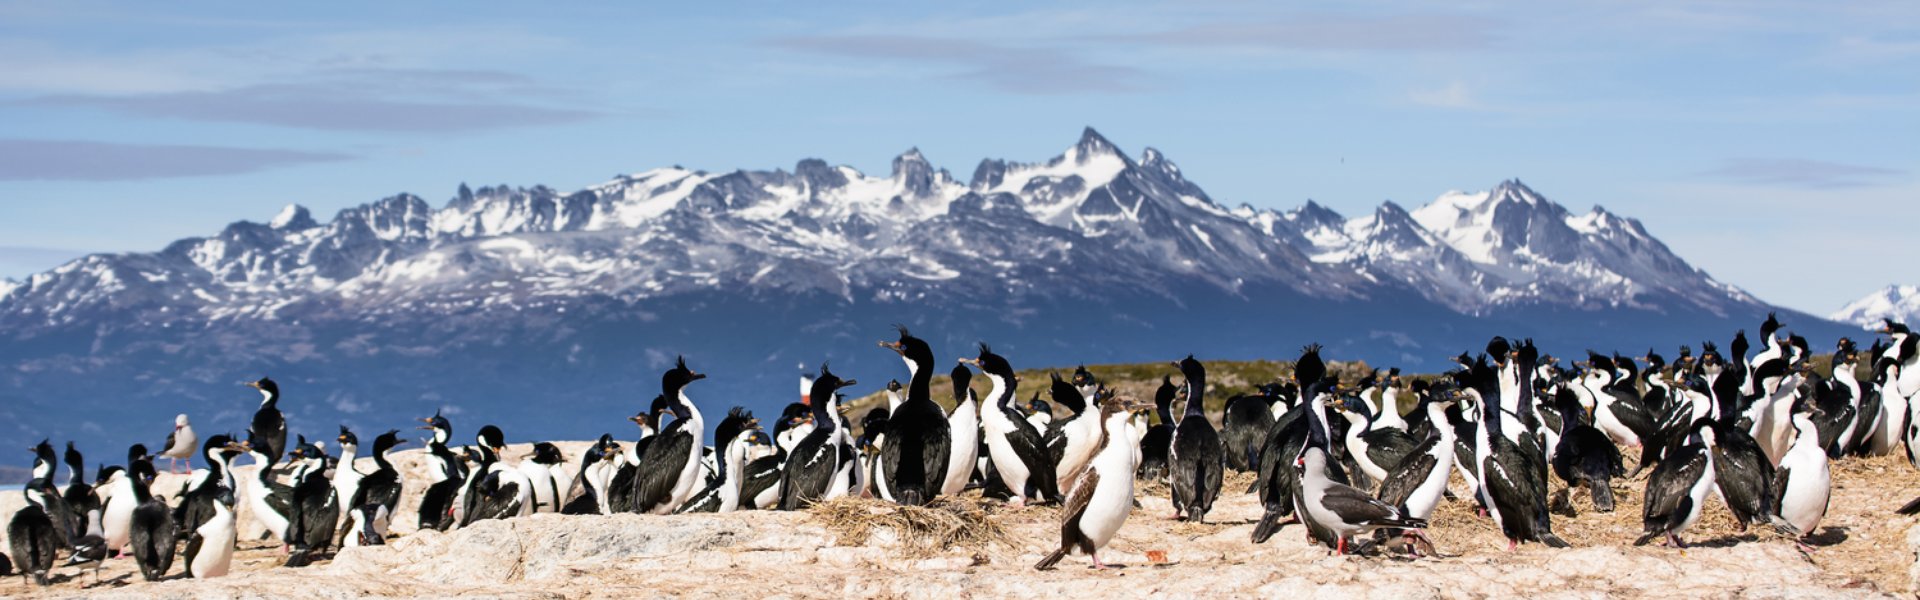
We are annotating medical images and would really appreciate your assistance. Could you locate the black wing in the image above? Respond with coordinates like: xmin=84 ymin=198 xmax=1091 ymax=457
xmin=1056 ymin=468 xmax=1100 ymax=555
xmin=1376 ymin=440 xmax=1440 ymax=507
xmin=182 ymin=529 xmax=205 ymax=574
xmin=1317 ymin=483 xmax=1402 ymax=525
xmin=676 ymin=480 xmax=723 ymax=514
xmin=1362 ymin=428 xmax=1422 ymax=472
xmin=778 ymin=431 xmax=836 ymax=510
xmin=1005 ymin=415 xmax=1061 ymax=501
xmin=1642 ymin=443 xmax=1707 ymax=533
xmin=739 ymin=456 xmax=783 ymax=510
xmin=130 ymin=501 xmax=175 ymax=581
xmin=631 ymin=425 xmax=695 ymax=513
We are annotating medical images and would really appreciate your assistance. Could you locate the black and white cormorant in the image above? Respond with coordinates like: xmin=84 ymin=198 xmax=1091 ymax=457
xmin=1814 ymin=338 xmax=1864 ymax=458
xmin=629 ymin=357 xmax=709 ymax=514
xmin=172 ymin=434 xmax=243 ymax=543
xmin=245 ymin=377 xmax=288 ymax=465
xmin=462 ymin=425 xmax=534 ymax=524
xmin=1036 ymin=397 xmax=1149 ymax=570
xmin=61 ymin=442 xmax=99 ymax=546
xmin=1137 ymin=376 xmax=1177 ymax=482
xmin=101 ymin=462 xmax=138 ymax=557
xmin=876 ymin=328 xmax=951 ymax=506
xmin=1042 ymin=373 xmax=1102 ymax=489
xmin=9 ymin=446 xmax=62 ymax=586
xmin=1375 ymin=387 xmax=1458 ymax=528
xmin=1025 ymin=393 xmax=1055 ymax=432
xmin=1576 ymin=354 xmax=1658 ymax=476
xmin=416 ymin=411 xmax=464 ymax=531
xmin=778 ymin=366 xmax=860 ymax=509
xmin=21 ymin=441 xmax=73 ymax=549
xmin=1333 ymin=396 xmax=1421 ymax=488
xmin=562 ymin=435 xmax=621 ymax=515
xmin=517 ymin=442 xmax=566 ymax=514
xmin=1471 ymin=349 xmax=1569 ymax=550
xmin=942 ymin=363 xmax=982 ymax=497
xmin=609 ymin=395 xmax=669 ymax=513
xmin=678 ymin=408 xmax=759 ymax=513
xmin=1169 ymin=355 xmax=1223 ymax=523
xmin=739 ymin=430 xmax=782 ymax=509
xmin=1638 ymin=419 xmax=1716 ymax=548
xmin=184 ymin=486 xmax=237 ymax=578
xmin=332 ymin=426 xmax=365 ymax=525
xmin=1771 ymin=399 xmax=1831 ymax=550
xmin=1549 ymin=387 xmax=1624 ymax=514
xmin=343 ymin=430 xmax=405 ymax=544
xmin=965 ymin=344 xmax=1059 ymax=507
xmin=284 ymin=438 xmax=338 ymax=566
xmin=1251 ymin=345 xmax=1332 ymax=544
xmin=1220 ymin=383 xmax=1280 ymax=472
xmin=126 ymin=458 xmax=176 ymax=581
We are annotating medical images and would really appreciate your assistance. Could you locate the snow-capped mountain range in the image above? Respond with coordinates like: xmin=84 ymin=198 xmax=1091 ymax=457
xmin=1832 ymin=285 xmax=1920 ymax=329
xmin=0 ymin=128 xmax=1850 ymax=452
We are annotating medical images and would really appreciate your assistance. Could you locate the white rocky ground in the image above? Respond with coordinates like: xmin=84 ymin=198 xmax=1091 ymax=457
xmin=2 ymin=443 xmax=1917 ymax=599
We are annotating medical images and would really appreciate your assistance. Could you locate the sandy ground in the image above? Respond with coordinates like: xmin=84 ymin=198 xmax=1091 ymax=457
xmin=2 ymin=443 xmax=1917 ymax=599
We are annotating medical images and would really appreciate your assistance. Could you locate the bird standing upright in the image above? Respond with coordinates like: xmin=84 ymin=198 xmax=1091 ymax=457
xmin=159 ymin=414 xmax=198 ymax=474
xmin=1169 ymin=355 xmax=1223 ymax=523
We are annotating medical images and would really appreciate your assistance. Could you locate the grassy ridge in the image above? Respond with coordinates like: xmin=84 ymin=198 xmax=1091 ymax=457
xmin=843 ymin=357 xmax=1379 ymax=432
xmin=841 ymin=350 xmax=1865 ymax=435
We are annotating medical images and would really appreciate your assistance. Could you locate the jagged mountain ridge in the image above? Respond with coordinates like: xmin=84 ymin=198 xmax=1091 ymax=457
xmin=0 ymin=128 xmax=1847 ymax=453
xmin=1832 ymin=285 xmax=1920 ymax=329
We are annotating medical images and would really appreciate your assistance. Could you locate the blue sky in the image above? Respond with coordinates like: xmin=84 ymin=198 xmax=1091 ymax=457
xmin=0 ymin=1 xmax=1914 ymax=314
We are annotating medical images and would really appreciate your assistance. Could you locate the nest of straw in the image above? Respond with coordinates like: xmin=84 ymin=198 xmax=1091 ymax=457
xmin=809 ymin=495 xmax=1013 ymax=558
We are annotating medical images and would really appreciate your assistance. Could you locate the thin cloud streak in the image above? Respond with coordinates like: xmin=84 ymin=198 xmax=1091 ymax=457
xmin=22 ymin=68 xmax=603 ymax=133
xmin=1697 ymin=158 xmax=1907 ymax=190
xmin=0 ymin=139 xmax=352 ymax=181
xmin=1092 ymin=14 xmax=1501 ymax=52
xmin=770 ymin=34 xmax=1152 ymax=94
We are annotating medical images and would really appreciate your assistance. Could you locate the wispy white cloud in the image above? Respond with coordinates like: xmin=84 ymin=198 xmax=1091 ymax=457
xmin=1408 ymin=81 xmax=1479 ymax=109
xmin=0 ymin=139 xmax=350 ymax=181
xmin=1093 ymin=14 xmax=1501 ymax=53
xmin=1697 ymin=158 xmax=1907 ymax=189
xmin=25 ymin=69 xmax=603 ymax=133
xmin=771 ymin=34 xmax=1152 ymax=94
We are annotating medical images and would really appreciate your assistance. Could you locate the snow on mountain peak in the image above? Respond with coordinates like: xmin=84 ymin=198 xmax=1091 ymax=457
xmin=1070 ymin=127 xmax=1125 ymax=162
xmin=0 ymin=130 xmax=1778 ymax=328
xmin=1831 ymin=285 xmax=1920 ymax=329
xmin=270 ymin=203 xmax=317 ymax=230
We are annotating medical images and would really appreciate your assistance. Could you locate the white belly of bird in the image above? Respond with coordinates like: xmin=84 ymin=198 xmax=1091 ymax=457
xmin=246 ymin=481 xmax=288 ymax=541
xmin=827 ymin=447 xmax=854 ymax=500
xmin=1678 ymin=454 xmax=1718 ymax=535
xmin=1077 ymin=469 xmax=1134 ymax=552
xmin=190 ymin=509 xmax=236 ymax=578
xmin=1594 ymin=401 xmax=1641 ymax=448
xmin=1778 ymin=453 xmax=1830 ymax=535
xmin=1055 ymin=415 xmax=1101 ymax=483
xmin=942 ymin=400 xmax=981 ymax=496
xmin=517 ymin=463 xmax=556 ymax=513
xmin=1872 ymin=390 xmax=1908 ymax=455
xmin=1406 ymin=445 xmax=1454 ymax=520
xmin=103 ymin=495 xmax=134 ymax=552
xmin=490 ymin=463 xmax=536 ymax=517
xmin=661 ymin=436 xmax=706 ymax=514
xmin=983 ymin=416 xmax=1035 ymax=501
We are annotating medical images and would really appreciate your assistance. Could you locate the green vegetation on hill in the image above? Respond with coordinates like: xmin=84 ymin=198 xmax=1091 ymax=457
xmin=843 ymin=357 xmax=1378 ymax=433
xmin=841 ymin=350 xmax=1865 ymax=436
